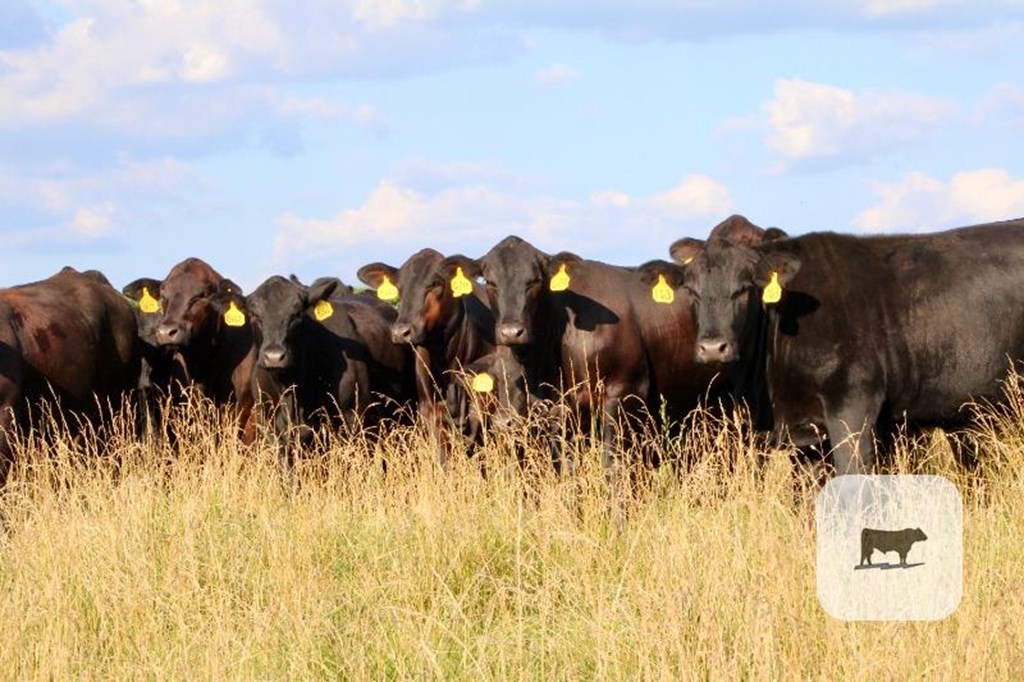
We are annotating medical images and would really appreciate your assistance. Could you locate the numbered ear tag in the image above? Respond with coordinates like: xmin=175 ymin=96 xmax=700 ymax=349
xmin=377 ymin=275 xmax=399 ymax=302
xmin=451 ymin=267 xmax=473 ymax=298
xmin=762 ymin=271 xmax=783 ymax=304
xmin=471 ymin=372 xmax=495 ymax=393
xmin=139 ymin=286 xmax=161 ymax=314
xmin=224 ymin=301 xmax=246 ymax=327
xmin=549 ymin=263 xmax=570 ymax=292
xmin=313 ymin=299 xmax=334 ymax=321
xmin=651 ymin=274 xmax=674 ymax=304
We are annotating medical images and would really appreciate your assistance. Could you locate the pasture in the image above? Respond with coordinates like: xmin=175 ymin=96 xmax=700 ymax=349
xmin=0 ymin=379 xmax=1021 ymax=679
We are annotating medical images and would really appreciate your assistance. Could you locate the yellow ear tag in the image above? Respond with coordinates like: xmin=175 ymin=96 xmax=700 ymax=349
xmin=549 ymin=263 xmax=570 ymax=292
xmin=451 ymin=267 xmax=473 ymax=298
xmin=471 ymin=372 xmax=495 ymax=393
xmin=651 ymin=274 xmax=675 ymax=304
xmin=313 ymin=299 xmax=334 ymax=321
xmin=762 ymin=271 xmax=783 ymax=304
xmin=139 ymin=286 xmax=160 ymax=314
xmin=224 ymin=301 xmax=246 ymax=327
xmin=377 ymin=275 xmax=399 ymax=302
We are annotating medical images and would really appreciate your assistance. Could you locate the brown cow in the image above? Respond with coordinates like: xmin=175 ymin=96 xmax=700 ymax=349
xmin=151 ymin=257 xmax=256 ymax=441
xmin=357 ymin=248 xmax=494 ymax=464
xmin=0 ymin=267 xmax=140 ymax=484
xmin=441 ymin=237 xmax=726 ymax=511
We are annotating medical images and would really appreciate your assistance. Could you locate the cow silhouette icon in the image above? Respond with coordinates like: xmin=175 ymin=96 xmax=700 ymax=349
xmin=857 ymin=527 xmax=928 ymax=569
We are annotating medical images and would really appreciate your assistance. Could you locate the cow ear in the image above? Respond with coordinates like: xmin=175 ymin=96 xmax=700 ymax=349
xmin=753 ymin=249 xmax=801 ymax=289
xmin=763 ymin=227 xmax=789 ymax=242
xmin=217 ymin=278 xmax=244 ymax=297
xmin=547 ymin=252 xmax=582 ymax=278
xmin=439 ymin=255 xmax=483 ymax=281
xmin=356 ymin=263 xmax=398 ymax=289
xmin=308 ymin=277 xmax=339 ymax=303
xmin=669 ymin=238 xmax=705 ymax=265
xmin=312 ymin=276 xmax=353 ymax=297
xmin=636 ymin=260 xmax=686 ymax=289
xmin=122 ymin=277 xmax=163 ymax=301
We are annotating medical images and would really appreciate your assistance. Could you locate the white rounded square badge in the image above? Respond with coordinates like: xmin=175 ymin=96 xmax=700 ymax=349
xmin=816 ymin=475 xmax=963 ymax=621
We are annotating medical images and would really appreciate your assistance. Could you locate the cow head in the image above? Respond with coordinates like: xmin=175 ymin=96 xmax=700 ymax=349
xmin=914 ymin=528 xmax=928 ymax=542
xmin=670 ymin=217 xmax=797 ymax=364
xmin=443 ymin=236 xmax=550 ymax=346
xmin=155 ymin=258 xmax=245 ymax=349
xmin=122 ymin=277 xmax=165 ymax=344
xmin=245 ymin=275 xmax=338 ymax=370
xmin=358 ymin=248 xmax=458 ymax=346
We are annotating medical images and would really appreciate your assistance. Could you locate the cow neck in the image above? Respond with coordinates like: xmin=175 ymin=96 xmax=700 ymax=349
xmin=184 ymin=322 xmax=252 ymax=401
xmin=513 ymin=290 xmax=562 ymax=400
xmin=441 ymin=296 xmax=469 ymax=368
xmin=738 ymin=299 xmax=777 ymax=431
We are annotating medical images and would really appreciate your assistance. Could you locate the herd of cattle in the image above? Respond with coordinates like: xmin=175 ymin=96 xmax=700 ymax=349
xmin=2 ymin=213 xmax=1024 ymax=488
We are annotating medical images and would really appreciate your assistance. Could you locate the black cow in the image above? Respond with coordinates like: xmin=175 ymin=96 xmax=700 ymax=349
xmin=241 ymin=276 xmax=412 ymax=468
xmin=150 ymin=257 xmax=257 ymax=442
xmin=357 ymin=248 xmax=495 ymax=464
xmin=121 ymin=278 xmax=181 ymax=430
xmin=0 ymin=267 xmax=140 ymax=484
xmin=441 ymin=236 xmax=724 ymax=496
xmin=671 ymin=214 xmax=1024 ymax=474
xmin=445 ymin=348 xmax=530 ymax=449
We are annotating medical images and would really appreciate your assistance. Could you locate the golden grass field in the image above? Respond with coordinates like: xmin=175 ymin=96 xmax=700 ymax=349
xmin=0 ymin=382 xmax=1023 ymax=680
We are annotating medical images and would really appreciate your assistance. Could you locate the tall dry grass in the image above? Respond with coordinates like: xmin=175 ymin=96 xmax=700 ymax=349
xmin=0 ymin=382 xmax=1022 ymax=680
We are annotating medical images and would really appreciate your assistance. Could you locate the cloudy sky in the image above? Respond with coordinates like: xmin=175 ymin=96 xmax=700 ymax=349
xmin=3 ymin=0 xmax=1024 ymax=290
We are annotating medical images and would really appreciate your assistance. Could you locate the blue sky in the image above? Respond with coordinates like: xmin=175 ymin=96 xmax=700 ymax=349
xmin=2 ymin=0 xmax=1024 ymax=291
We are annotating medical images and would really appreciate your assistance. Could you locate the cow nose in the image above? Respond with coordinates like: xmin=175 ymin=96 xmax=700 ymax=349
xmin=696 ymin=337 xmax=736 ymax=363
xmin=156 ymin=324 xmax=181 ymax=346
xmin=498 ymin=323 xmax=527 ymax=344
xmin=261 ymin=347 xmax=288 ymax=368
xmin=391 ymin=324 xmax=414 ymax=344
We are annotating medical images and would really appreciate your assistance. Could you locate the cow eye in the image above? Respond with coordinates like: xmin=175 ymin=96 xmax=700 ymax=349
xmin=730 ymin=288 xmax=748 ymax=301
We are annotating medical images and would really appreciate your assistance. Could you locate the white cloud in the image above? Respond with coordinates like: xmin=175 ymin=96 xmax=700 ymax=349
xmin=760 ymin=78 xmax=955 ymax=170
xmin=649 ymin=175 xmax=734 ymax=217
xmin=0 ymin=2 xmax=392 ymax=148
xmin=0 ymin=157 xmax=204 ymax=247
xmin=855 ymin=168 xmax=1024 ymax=232
xmin=180 ymin=44 xmax=232 ymax=83
xmin=536 ymin=64 xmax=580 ymax=88
xmin=863 ymin=0 xmax=950 ymax=17
xmin=273 ymin=163 xmax=732 ymax=270
xmin=68 ymin=203 xmax=116 ymax=238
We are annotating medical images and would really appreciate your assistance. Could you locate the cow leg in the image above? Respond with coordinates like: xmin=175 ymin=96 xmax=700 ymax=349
xmin=824 ymin=393 xmax=882 ymax=475
xmin=272 ymin=391 xmax=298 ymax=486
xmin=601 ymin=394 xmax=629 ymax=530
xmin=0 ymin=405 xmax=16 ymax=489
xmin=544 ymin=400 xmax=572 ymax=477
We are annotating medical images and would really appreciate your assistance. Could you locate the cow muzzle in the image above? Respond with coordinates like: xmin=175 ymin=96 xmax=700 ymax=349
xmin=497 ymin=322 xmax=529 ymax=345
xmin=391 ymin=322 xmax=423 ymax=345
xmin=696 ymin=337 xmax=737 ymax=363
xmin=155 ymin=323 xmax=189 ymax=347
xmin=260 ymin=346 xmax=290 ymax=369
